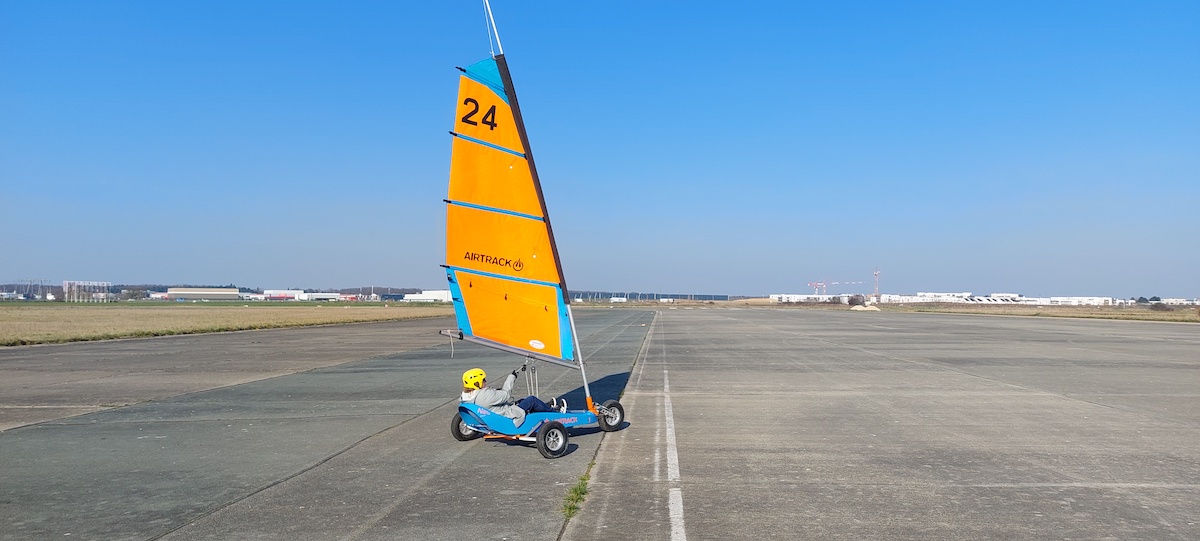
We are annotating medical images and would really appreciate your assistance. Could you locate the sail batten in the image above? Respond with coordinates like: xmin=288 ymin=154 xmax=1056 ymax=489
xmin=446 ymin=200 xmax=545 ymax=222
xmin=445 ymin=265 xmax=560 ymax=288
xmin=450 ymin=132 xmax=526 ymax=158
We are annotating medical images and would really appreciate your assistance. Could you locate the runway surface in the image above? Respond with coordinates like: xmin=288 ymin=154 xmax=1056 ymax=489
xmin=566 ymin=308 xmax=1200 ymax=541
xmin=2 ymin=308 xmax=1198 ymax=540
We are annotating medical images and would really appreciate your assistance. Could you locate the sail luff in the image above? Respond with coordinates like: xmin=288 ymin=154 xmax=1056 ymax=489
xmin=493 ymin=54 xmax=572 ymax=305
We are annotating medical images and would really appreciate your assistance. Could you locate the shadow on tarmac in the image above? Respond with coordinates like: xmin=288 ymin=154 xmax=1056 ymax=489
xmin=487 ymin=439 xmax=581 ymax=457
xmin=555 ymin=371 xmax=631 ymax=412
xmin=567 ymin=421 xmax=629 ymax=436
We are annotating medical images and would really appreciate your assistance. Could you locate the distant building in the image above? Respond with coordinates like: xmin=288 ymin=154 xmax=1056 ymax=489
xmin=166 ymin=288 xmax=239 ymax=301
xmin=771 ymin=294 xmax=850 ymax=304
xmin=403 ymin=290 xmax=452 ymax=302
xmin=297 ymin=292 xmax=340 ymax=302
xmin=571 ymin=291 xmax=729 ymax=302
xmin=263 ymin=289 xmax=303 ymax=301
xmin=866 ymin=292 xmax=1132 ymax=307
xmin=1048 ymin=296 xmax=1115 ymax=306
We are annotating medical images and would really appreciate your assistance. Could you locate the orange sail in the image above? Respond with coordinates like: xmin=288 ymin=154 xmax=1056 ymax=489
xmin=442 ymin=55 xmax=576 ymax=367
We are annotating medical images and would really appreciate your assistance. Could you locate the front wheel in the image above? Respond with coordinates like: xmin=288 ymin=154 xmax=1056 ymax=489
xmin=536 ymin=421 xmax=569 ymax=458
xmin=451 ymin=411 xmax=482 ymax=441
xmin=598 ymin=400 xmax=625 ymax=432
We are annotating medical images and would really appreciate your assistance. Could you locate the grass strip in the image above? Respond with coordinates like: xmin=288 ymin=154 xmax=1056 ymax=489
xmin=562 ymin=462 xmax=595 ymax=518
xmin=0 ymin=303 xmax=454 ymax=346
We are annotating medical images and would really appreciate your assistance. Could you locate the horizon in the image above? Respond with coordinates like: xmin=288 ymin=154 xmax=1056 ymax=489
xmin=3 ymin=2 xmax=1197 ymax=299
xmin=2 ymin=280 xmax=1190 ymax=302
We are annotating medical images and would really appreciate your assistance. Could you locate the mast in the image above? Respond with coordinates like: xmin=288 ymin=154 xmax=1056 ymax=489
xmin=493 ymin=54 xmax=572 ymax=305
xmin=483 ymin=6 xmax=590 ymax=409
xmin=483 ymin=0 xmax=505 ymax=55
xmin=444 ymin=2 xmax=596 ymax=413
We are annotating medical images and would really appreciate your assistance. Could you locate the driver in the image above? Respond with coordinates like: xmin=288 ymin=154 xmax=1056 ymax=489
xmin=461 ymin=367 xmax=562 ymax=427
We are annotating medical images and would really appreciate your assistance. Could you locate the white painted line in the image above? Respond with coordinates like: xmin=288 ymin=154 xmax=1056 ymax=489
xmin=663 ymin=369 xmax=686 ymax=539
xmin=632 ymin=311 xmax=658 ymax=390
xmin=669 ymin=488 xmax=686 ymax=540
xmin=664 ymin=370 xmax=680 ymax=482
xmin=653 ymin=396 xmax=662 ymax=482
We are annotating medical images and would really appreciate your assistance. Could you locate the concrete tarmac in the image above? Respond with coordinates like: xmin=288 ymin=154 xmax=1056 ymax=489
xmin=0 ymin=311 xmax=649 ymax=541
xmin=564 ymin=308 xmax=1200 ymax=540
xmin=3 ymin=308 xmax=1198 ymax=540
xmin=0 ymin=320 xmax=455 ymax=432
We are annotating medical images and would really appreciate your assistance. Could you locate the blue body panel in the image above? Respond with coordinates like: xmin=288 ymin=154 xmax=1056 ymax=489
xmin=459 ymin=403 xmax=597 ymax=436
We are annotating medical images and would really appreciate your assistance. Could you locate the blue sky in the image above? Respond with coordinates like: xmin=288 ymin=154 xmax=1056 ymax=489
xmin=2 ymin=2 xmax=1197 ymax=298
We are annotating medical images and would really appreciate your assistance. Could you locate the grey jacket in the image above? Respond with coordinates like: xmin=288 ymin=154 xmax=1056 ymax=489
xmin=461 ymin=373 xmax=525 ymax=427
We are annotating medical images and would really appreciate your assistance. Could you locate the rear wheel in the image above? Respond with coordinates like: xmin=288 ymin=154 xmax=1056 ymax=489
xmin=598 ymin=400 xmax=625 ymax=432
xmin=536 ymin=421 xmax=569 ymax=458
xmin=451 ymin=411 xmax=482 ymax=441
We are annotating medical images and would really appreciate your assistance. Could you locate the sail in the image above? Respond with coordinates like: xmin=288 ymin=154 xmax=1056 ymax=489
xmin=443 ymin=55 xmax=577 ymax=368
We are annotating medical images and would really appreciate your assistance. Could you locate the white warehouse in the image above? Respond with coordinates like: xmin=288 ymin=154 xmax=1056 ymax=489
xmin=403 ymin=290 xmax=452 ymax=302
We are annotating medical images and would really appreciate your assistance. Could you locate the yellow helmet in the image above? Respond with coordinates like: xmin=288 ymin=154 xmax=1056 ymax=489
xmin=462 ymin=368 xmax=486 ymax=390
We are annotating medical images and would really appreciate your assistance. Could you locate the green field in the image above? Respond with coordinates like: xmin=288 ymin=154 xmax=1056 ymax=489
xmin=0 ymin=302 xmax=454 ymax=346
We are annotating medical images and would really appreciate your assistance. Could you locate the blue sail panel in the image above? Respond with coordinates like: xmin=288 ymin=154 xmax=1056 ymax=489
xmin=462 ymin=58 xmax=507 ymax=104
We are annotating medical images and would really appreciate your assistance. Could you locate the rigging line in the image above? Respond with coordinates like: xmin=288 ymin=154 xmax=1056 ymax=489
xmin=481 ymin=1 xmax=495 ymax=56
xmin=482 ymin=0 xmax=504 ymax=56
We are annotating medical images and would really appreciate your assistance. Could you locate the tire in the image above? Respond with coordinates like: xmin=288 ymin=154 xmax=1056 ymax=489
xmin=536 ymin=421 xmax=569 ymax=458
xmin=598 ymin=399 xmax=625 ymax=432
xmin=451 ymin=411 xmax=482 ymax=441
